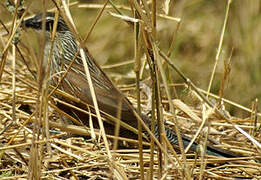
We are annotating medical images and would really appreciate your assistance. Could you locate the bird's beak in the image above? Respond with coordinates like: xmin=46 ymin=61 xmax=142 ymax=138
xmin=23 ymin=17 xmax=34 ymax=28
xmin=23 ymin=16 xmax=42 ymax=30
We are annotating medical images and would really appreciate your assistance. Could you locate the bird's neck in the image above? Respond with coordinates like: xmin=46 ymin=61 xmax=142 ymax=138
xmin=44 ymin=31 xmax=78 ymax=74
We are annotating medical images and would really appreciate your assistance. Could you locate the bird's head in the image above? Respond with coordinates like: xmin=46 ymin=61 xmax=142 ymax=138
xmin=24 ymin=12 xmax=69 ymax=35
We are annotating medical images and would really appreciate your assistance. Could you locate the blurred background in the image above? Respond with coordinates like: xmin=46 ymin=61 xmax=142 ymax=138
xmin=1 ymin=0 xmax=261 ymax=118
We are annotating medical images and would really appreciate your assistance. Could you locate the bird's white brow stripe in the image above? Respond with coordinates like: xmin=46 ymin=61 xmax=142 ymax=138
xmin=45 ymin=16 xmax=54 ymax=21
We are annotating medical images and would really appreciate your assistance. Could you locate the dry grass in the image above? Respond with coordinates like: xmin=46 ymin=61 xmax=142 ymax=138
xmin=0 ymin=0 xmax=261 ymax=179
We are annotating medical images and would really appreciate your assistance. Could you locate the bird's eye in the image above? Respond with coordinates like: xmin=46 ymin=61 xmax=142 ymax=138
xmin=46 ymin=21 xmax=53 ymax=31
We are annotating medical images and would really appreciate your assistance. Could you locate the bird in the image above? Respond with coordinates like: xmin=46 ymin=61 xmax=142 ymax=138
xmin=23 ymin=12 xmax=238 ymax=157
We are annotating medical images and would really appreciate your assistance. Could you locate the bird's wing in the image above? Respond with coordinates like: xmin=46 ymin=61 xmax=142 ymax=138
xmin=57 ymin=61 xmax=137 ymax=124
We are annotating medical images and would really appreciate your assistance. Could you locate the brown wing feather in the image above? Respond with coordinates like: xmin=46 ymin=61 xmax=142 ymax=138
xmin=59 ymin=61 xmax=139 ymax=129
